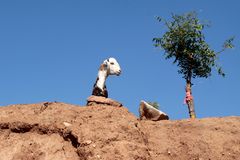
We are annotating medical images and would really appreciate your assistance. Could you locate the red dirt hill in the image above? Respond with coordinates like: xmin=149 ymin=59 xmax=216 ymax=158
xmin=0 ymin=102 xmax=239 ymax=160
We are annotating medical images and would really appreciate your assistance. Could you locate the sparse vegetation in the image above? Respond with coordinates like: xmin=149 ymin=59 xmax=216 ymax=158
xmin=153 ymin=11 xmax=234 ymax=118
xmin=148 ymin=102 xmax=160 ymax=110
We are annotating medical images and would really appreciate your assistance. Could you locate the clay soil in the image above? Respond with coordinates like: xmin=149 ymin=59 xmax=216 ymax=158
xmin=0 ymin=102 xmax=239 ymax=160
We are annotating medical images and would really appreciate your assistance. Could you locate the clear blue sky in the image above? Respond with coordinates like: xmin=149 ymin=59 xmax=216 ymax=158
xmin=0 ymin=0 xmax=239 ymax=119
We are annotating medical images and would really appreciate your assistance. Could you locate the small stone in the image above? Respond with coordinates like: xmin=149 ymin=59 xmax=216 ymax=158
xmin=87 ymin=95 xmax=122 ymax=107
xmin=96 ymin=155 xmax=101 ymax=158
xmin=85 ymin=140 xmax=92 ymax=145
xmin=63 ymin=122 xmax=72 ymax=127
xmin=167 ymin=150 xmax=171 ymax=155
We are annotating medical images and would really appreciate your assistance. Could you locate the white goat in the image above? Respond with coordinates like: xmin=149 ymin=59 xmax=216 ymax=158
xmin=92 ymin=57 xmax=121 ymax=98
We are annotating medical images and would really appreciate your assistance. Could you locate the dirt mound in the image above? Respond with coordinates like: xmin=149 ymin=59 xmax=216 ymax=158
xmin=0 ymin=102 xmax=239 ymax=160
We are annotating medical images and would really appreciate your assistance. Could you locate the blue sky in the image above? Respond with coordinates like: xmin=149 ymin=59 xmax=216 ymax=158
xmin=0 ymin=0 xmax=239 ymax=119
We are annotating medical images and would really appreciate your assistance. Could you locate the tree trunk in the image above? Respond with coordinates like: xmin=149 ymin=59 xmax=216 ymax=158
xmin=185 ymin=80 xmax=196 ymax=118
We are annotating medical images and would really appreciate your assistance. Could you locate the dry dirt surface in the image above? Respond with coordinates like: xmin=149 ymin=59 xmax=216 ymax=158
xmin=0 ymin=102 xmax=239 ymax=160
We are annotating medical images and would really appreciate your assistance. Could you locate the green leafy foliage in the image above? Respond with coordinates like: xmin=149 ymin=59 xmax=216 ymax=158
xmin=148 ymin=102 xmax=160 ymax=110
xmin=223 ymin=36 xmax=235 ymax=49
xmin=153 ymin=12 xmax=234 ymax=80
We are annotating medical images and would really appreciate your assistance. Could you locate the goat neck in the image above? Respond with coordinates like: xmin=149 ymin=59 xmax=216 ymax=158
xmin=96 ymin=64 xmax=108 ymax=90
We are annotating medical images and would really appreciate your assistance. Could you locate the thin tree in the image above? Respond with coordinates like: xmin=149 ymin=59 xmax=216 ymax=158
xmin=153 ymin=12 xmax=234 ymax=118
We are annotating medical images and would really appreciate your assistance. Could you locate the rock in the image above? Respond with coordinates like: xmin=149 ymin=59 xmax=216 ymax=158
xmin=63 ymin=122 xmax=72 ymax=127
xmin=139 ymin=100 xmax=169 ymax=121
xmin=83 ymin=140 xmax=92 ymax=145
xmin=87 ymin=95 xmax=122 ymax=107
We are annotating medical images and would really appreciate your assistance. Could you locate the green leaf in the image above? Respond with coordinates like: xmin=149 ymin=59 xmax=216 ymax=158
xmin=223 ymin=36 xmax=235 ymax=49
xmin=156 ymin=16 xmax=162 ymax=22
xmin=148 ymin=102 xmax=160 ymax=110
xmin=153 ymin=11 xmax=233 ymax=81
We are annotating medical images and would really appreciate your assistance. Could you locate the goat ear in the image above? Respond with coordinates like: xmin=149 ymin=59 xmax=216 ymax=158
xmin=103 ymin=63 xmax=108 ymax=68
xmin=99 ymin=63 xmax=107 ymax=71
xmin=102 ymin=60 xmax=108 ymax=68
xmin=103 ymin=59 xmax=108 ymax=65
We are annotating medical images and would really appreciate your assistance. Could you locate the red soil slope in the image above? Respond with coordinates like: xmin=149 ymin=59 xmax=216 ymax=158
xmin=0 ymin=102 xmax=239 ymax=160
